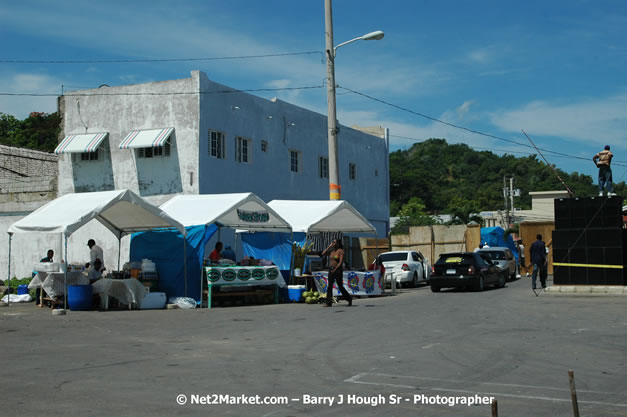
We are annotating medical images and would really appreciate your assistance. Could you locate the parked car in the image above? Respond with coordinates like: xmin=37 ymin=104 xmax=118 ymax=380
xmin=478 ymin=247 xmax=516 ymax=281
xmin=377 ymin=251 xmax=430 ymax=288
xmin=429 ymin=252 xmax=505 ymax=292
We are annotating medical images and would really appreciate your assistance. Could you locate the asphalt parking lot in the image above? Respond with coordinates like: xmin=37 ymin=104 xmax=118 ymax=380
xmin=2 ymin=276 xmax=627 ymax=417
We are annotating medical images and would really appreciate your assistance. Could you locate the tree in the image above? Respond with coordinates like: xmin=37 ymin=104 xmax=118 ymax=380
xmin=0 ymin=112 xmax=20 ymax=139
xmin=389 ymin=138 xmax=625 ymax=215
xmin=0 ymin=112 xmax=61 ymax=153
xmin=391 ymin=197 xmax=437 ymax=234
xmin=446 ymin=196 xmax=483 ymax=225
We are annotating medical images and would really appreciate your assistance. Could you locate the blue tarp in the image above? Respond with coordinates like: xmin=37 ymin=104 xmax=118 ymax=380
xmin=130 ymin=224 xmax=218 ymax=301
xmin=240 ymin=232 xmax=306 ymax=270
xmin=480 ymin=227 xmax=518 ymax=261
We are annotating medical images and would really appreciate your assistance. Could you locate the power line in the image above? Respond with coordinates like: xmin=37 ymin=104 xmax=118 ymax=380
xmin=389 ymin=134 xmax=584 ymax=160
xmin=338 ymin=85 xmax=627 ymax=167
xmin=0 ymin=51 xmax=324 ymax=64
xmin=0 ymin=84 xmax=324 ymax=97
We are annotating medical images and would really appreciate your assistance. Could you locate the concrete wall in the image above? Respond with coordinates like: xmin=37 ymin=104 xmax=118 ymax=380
xmin=0 ymin=145 xmax=59 ymax=279
xmin=196 ymin=72 xmax=389 ymax=237
xmin=58 ymin=73 xmax=200 ymax=202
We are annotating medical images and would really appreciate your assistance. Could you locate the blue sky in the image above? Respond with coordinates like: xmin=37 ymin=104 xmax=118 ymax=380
xmin=1 ymin=0 xmax=626 ymax=182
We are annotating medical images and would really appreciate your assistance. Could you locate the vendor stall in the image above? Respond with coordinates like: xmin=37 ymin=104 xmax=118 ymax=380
xmin=204 ymin=265 xmax=283 ymax=308
xmin=6 ymin=189 xmax=186 ymax=311
xmin=144 ymin=193 xmax=292 ymax=307
xmin=262 ymin=200 xmax=381 ymax=298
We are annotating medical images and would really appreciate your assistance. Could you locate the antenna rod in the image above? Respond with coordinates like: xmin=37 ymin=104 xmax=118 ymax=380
xmin=521 ymin=129 xmax=575 ymax=197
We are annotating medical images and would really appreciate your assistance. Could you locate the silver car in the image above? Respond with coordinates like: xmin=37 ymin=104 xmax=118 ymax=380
xmin=478 ymin=247 xmax=517 ymax=281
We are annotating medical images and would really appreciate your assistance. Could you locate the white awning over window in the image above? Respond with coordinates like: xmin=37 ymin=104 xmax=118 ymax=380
xmin=119 ymin=128 xmax=174 ymax=149
xmin=54 ymin=132 xmax=108 ymax=154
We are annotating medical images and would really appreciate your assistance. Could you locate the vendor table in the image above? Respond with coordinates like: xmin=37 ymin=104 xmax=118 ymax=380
xmin=91 ymin=278 xmax=146 ymax=310
xmin=204 ymin=265 xmax=285 ymax=309
xmin=312 ymin=270 xmax=383 ymax=297
xmin=28 ymin=271 xmax=89 ymax=300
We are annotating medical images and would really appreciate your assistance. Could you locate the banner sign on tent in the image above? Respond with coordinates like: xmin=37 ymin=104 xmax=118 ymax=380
xmin=204 ymin=266 xmax=285 ymax=287
xmin=312 ymin=270 xmax=383 ymax=297
xmin=237 ymin=209 xmax=270 ymax=223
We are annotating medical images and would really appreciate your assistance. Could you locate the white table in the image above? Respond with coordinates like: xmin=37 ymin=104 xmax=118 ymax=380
xmin=28 ymin=271 xmax=89 ymax=300
xmin=91 ymin=278 xmax=147 ymax=310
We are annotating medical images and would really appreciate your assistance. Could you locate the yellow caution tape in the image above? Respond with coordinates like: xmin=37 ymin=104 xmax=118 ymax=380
xmin=553 ymin=262 xmax=623 ymax=270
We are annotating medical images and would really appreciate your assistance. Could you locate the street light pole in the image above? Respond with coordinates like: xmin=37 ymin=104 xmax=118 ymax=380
xmin=324 ymin=0 xmax=383 ymax=200
xmin=324 ymin=0 xmax=340 ymax=200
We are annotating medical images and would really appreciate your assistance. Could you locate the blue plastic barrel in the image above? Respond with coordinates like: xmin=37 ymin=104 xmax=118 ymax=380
xmin=17 ymin=284 xmax=29 ymax=295
xmin=67 ymin=285 xmax=93 ymax=311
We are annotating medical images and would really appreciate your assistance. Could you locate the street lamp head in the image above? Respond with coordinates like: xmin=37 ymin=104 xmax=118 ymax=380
xmin=361 ymin=30 xmax=384 ymax=41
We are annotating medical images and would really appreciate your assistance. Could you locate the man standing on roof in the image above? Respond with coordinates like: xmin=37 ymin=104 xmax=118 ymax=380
xmin=593 ymin=145 xmax=616 ymax=197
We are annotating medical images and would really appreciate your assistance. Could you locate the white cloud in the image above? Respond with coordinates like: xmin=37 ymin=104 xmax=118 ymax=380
xmin=468 ymin=49 xmax=491 ymax=64
xmin=456 ymin=100 xmax=474 ymax=119
xmin=0 ymin=73 xmax=59 ymax=119
xmin=489 ymin=93 xmax=627 ymax=150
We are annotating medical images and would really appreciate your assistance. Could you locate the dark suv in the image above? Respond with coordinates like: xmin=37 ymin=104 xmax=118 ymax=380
xmin=430 ymin=252 xmax=505 ymax=292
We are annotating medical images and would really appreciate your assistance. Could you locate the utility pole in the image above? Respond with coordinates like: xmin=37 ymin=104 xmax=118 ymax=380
xmin=503 ymin=177 xmax=509 ymax=226
xmin=509 ymin=177 xmax=514 ymax=226
xmin=325 ymin=0 xmax=340 ymax=200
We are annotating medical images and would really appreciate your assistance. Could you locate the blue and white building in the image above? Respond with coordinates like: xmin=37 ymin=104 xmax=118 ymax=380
xmin=42 ymin=70 xmax=390 ymax=271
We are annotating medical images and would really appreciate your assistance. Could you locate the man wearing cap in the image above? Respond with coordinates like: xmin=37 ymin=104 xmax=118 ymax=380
xmin=593 ymin=145 xmax=616 ymax=197
xmin=86 ymin=239 xmax=105 ymax=272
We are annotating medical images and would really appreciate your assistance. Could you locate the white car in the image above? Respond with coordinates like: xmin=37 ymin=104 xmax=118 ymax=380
xmin=377 ymin=251 xmax=430 ymax=288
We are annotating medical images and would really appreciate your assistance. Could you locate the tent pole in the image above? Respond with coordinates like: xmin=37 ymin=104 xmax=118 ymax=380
xmin=183 ymin=234 xmax=188 ymax=297
xmin=63 ymin=235 xmax=68 ymax=311
xmin=7 ymin=233 xmax=12 ymax=307
xmin=289 ymin=232 xmax=296 ymax=284
xmin=117 ymin=235 xmax=122 ymax=271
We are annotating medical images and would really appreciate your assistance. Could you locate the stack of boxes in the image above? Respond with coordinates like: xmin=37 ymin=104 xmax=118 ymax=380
xmin=553 ymin=197 xmax=625 ymax=285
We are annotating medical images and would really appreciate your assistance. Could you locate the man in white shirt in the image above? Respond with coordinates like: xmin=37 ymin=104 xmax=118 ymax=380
xmin=87 ymin=239 xmax=105 ymax=272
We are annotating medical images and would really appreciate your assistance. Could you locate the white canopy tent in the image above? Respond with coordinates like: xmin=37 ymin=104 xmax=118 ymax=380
xmin=262 ymin=200 xmax=378 ymax=273
xmin=159 ymin=193 xmax=293 ymax=304
xmin=6 ymin=189 xmax=187 ymax=309
xmin=160 ymin=193 xmax=292 ymax=232
xmin=267 ymin=200 xmax=376 ymax=234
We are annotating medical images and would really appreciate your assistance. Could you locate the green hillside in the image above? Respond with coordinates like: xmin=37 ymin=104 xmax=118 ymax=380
xmin=390 ymin=138 xmax=625 ymax=216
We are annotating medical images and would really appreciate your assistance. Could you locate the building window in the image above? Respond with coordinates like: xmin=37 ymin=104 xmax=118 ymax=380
xmin=136 ymin=140 xmax=171 ymax=159
xmin=236 ymin=137 xmax=251 ymax=163
xmin=208 ymin=130 xmax=225 ymax=159
xmin=261 ymin=141 xmax=268 ymax=152
xmin=319 ymin=156 xmax=329 ymax=178
xmin=80 ymin=150 xmax=99 ymax=161
xmin=289 ymin=150 xmax=300 ymax=173
xmin=349 ymin=163 xmax=356 ymax=180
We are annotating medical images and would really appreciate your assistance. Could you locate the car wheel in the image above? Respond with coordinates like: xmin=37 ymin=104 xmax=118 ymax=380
xmin=497 ymin=274 xmax=506 ymax=288
xmin=430 ymin=285 xmax=440 ymax=293
xmin=475 ymin=276 xmax=485 ymax=292
xmin=412 ymin=272 xmax=418 ymax=288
